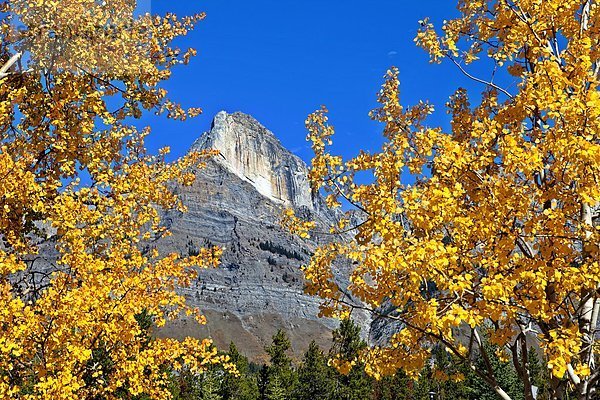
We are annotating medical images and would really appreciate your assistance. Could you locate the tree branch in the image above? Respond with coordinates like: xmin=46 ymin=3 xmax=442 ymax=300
xmin=446 ymin=55 xmax=514 ymax=99
xmin=0 ymin=52 xmax=22 ymax=80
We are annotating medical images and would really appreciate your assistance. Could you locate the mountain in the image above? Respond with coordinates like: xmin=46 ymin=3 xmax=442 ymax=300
xmin=155 ymin=111 xmax=369 ymax=362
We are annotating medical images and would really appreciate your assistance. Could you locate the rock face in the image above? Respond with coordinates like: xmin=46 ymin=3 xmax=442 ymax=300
xmin=156 ymin=111 xmax=366 ymax=362
xmin=191 ymin=112 xmax=318 ymax=210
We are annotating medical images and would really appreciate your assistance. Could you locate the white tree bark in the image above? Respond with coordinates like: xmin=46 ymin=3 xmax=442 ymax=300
xmin=0 ymin=52 xmax=22 ymax=80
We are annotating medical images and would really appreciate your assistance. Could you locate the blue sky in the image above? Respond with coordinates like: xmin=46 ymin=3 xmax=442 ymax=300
xmin=140 ymin=1 xmax=496 ymax=164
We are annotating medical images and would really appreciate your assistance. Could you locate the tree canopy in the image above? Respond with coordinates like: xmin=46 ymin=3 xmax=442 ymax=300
xmin=0 ymin=1 xmax=231 ymax=398
xmin=286 ymin=1 xmax=600 ymax=399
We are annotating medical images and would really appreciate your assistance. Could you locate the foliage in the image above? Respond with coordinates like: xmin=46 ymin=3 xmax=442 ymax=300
xmin=162 ymin=324 xmax=530 ymax=400
xmin=329 ymin=319 xmax=372 ymax=400
xmin=0 ymin=0 xmax=233 ymax=398
xmin=258 ymin=364 xmax=269 ymax=400
xmin=372 ymin=369 xmax=413 ymax=400
xmin=221 ymin=343 xmax=260 ymax=400
xmin=264 ymin=375 xmax=287 ymax=400
xmin=199 ymin=370 xmax=223 ymax=400
xmin=528 ymin=348 xmax=551 ymax=400
xmin=266 ymin=330 xmax=294 ymax=374
xmin=169 ymin=367 xmax=224 ymax=400
xmin=467 ymin=339 xmax=524 ymax=400
xmin=261 ymin=330 xmax=297 ymax=399
xmin=285 ymin=0 xmax=600 ymax=399
xmin=169 ymin=368 xmax=203 ymax=400
xmin=294 ymin=341 xmax=333 ymax=400
xmin=422 ymin=345 xmax=472 ymax=400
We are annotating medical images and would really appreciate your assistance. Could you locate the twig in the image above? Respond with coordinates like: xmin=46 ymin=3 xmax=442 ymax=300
xmin=447 ymin=55 xmax=514 ymax=99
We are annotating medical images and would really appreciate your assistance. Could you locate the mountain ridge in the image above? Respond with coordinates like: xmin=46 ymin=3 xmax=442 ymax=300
xmin=156 ymin=111 xmax=370 ymax=362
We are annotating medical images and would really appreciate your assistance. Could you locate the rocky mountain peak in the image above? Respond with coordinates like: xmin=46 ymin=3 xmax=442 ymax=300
xmin=191 ymin=111 xmax=316 ymax=210
xmin=154 ymin=111 xmax=371 ymax=361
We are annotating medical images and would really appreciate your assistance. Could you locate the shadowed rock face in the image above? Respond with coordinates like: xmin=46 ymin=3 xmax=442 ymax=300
xmin=156 ymin=111 xmax=369 ymax=361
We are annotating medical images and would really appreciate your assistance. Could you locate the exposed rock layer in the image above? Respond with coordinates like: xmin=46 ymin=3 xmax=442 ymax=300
xmin=157 ymin=111 xmax=366 ymax=361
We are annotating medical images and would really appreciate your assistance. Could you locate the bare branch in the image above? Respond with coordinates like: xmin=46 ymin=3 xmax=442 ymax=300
xmin=447 ymin=55 xmax=514 ymax=99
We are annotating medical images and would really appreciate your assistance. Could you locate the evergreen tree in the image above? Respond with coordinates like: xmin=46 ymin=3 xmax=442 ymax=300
xmin=329 ymin=319 xmax=373 ymax=400
xmin=262 ymin=330 xmax=297 ymax=399
xmin=169 ymin=368 xmax=202 ymax=400
xmin=200 ymin=370 xmax=223 ymax=400
xmin=134 ymin=309 xmax=154 ymax=345
xmin=266 ymin=330 xmax=294 ymax=372
xmin=221 ymin=343 xmax=259 ymax=400
xmin=295 ymin=341 xmax=334 ymax=400
xmin=372 ymin=369 xmax=414 ymax=400
xmin=413 ymin=363 xmax=435 ymax=400
xmin=466 ymin=340 xmax=524 ymax=400
xmin=265 ymin=375 xmax=287 ymax=400
xmin=528 ymin=348 xmax=550 ymax=400
xmin=428 ymin=345 xmax=471 ymax=400
xmin=258 ymin=364 xmax=269 ymax=400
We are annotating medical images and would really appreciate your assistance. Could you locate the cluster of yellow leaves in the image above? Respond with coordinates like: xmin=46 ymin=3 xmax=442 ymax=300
xmin=281 ymin=208 xmax=316 ymax=239
xmin=292 ymin=0 xmax=600 ymax=395
xmin=328 ymin=356 xmax=356 ymax=376
xmin=0 ymin=1 xmax=234 ymax=399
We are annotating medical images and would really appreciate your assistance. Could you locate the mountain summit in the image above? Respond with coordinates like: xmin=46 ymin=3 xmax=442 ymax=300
xmin=191 ymin=111 xmax=317 ymax=210
xmin=158 ymin=112 xmax=366 ymax=361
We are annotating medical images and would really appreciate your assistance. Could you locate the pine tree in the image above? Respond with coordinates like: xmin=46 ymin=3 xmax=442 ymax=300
xmin=295 ymin=341 xmax=334 ymax=400
xmin=221 ymin=342 xmax=260 ymax=400
xmin=528 ymin=349 xmax=550 ymax=400
xmin=263 ymin=330 xmax=297 ymax=399
xmin=265 ymin=375 xmax=287 ymax=400
xmin=372 ymin=369 xmax=413 ymax=400
xmin=169 ymin=368 xmax=202 ymax=400
xmin=169 ymin=363 xmax=224 ymax=400
xmin=413 ymin=363 xmax=435 ymax=400
xmin=258 ymin=364 xmax=269 ymax=400
xmin=266 ymin=330 xmax=294 ymax=372
xmin=200 ymin=370 xmax=223 ymax=400
xmin=467 ymin=340 xmax=524 ymax=400
xmin=428 ymin=345 xmax=471 ymax=400
xmin=329 ymin=319 xmax=373 ymax=400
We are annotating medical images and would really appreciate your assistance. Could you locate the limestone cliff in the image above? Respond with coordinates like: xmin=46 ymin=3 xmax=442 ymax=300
xmin=191 ymin=111 xmax=321 ymax=211
xmin=157 ymin=111 xmax=367 ymax=362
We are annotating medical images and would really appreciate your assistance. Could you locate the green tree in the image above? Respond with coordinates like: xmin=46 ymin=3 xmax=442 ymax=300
xmin=413 ymin=363 xmax=435 ymax=400
xmin=467 ymin=340 xmax=524 ymax=400
xmin=221 ymin=342 xmax=260 ymax=400
xmin=169 ymin=368 xmax=202 ymax=400
xmin=329 ymin=319 xmax=373 ymax=400
xmin=266 ymin=330 xmax=294 ymax=372
xmin=528 ymin=349 xmax=550 ymax=400
xmin=200 ymin=370 xmax=223 ymax=400
xmin=170 ymin=368 xmax=223 ymax=400
xmin=372 ymin=369 xmax=414 ymax=400
xmin=295 ymin=341 xmax=334 ymax=400
xmin=265 ymin=375 xmax=287 ymax=400
xmin=258 ymin=364 xmax=269 ymax=400
xmin=428 ymin=345 xmax=471 ymax=400
xmin=261 ymin=330 xmax=297 ymax=399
